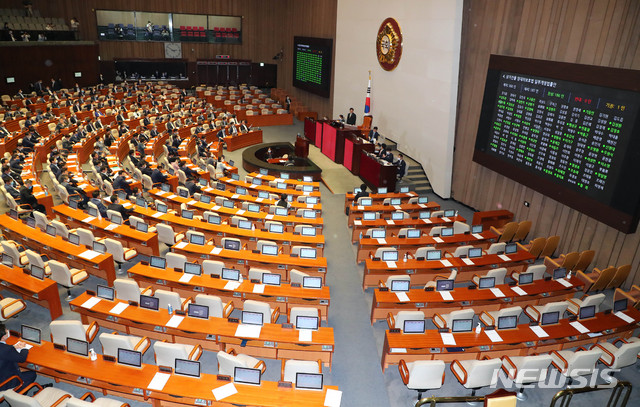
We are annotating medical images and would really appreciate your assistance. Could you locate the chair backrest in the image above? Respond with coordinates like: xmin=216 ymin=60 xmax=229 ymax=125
xmin=414 ymin=246 xmax=436 ymax=259
xmin=48 ymin=260 xmax=73 ymax=287
xmin=217 ymin=350 xmax=249 ymax=376
xmin=51 ymin=220 xmax=70 ymax=239
xmin=201 ymin=260 xmax=224 ymax=277
xmin=525 ymin=264 xmax=547 ymax=281
xmin=289 ymin=307 xmax=319 ymax=326
xmin=581 ymin=293 xmax=606 ymax=311
xmin=156 ymin=223 xmax=178 ymax=245
xmin=2 ymin=390 xmax=44 ymax=407
xmin=230 ymin=216 xmax=246 ymax=226
xmin=154 ymin=341 xmax=191 ymax=367
xmin=443 ymin=309 xmax=475 ymax=328
xmin=289 ymin=269 xmax=308 ymax=285
xmin=50 ymin=320 xmax=86 ymax=345
xmin=394 ymin=310 xmax=425 ymax=329
xmin=248 ymin=267 xmax=270 ymax=281
xmin=33 ymin=210 xmax=48 ymax=230
xmin=406 ymin=360 xmax=446 ymax=389
xmin=194 ymin=294 xmax=224 ymax=318
xmin=574 ymin=250 xmax=595 ymax=272
xmin=99 ymin=332 xmax=134 ymax=357
xmin=25 ymin=249 xmax=45 ymax=269
xmin=540 ymin=301 xmax=569 ymax=317
xmin=496 ymin=306 xmax=523 ymax=320
xmin=565 ymin=349 xmax=602 ymax=376
xmin=166 ymin=253 xmax=187 ymax=269
xmin=527 ymin=237 xmax=546 ymax=258
xmin=283 ymin=359 xmax=320 ymax=383
xmin=385 ymin=275 xmax=411 ymax=288
xmin=610 ymin=341 xmax=640 ymax=369
xmin=463 ymin=358 xmax=503 ymax=388
xmin=539 ymin=235 xmax=560 ymax=258
xmin=511 ymin=355 xmax=553 ymax=384
xmin=452 ymin=221 xmax=470 ymax=234
xmin=452 ymin=245 xmax=474 ymax=258
xmin=256 ymin=240 xmax=277 ymax=252
xmin=104 ymin=238 xmax=126 ymax=263
xmin=559 ymin=252 xmax=580 ymax=271
xmin=607 ymin=264 xmax=631 ymax=289
xmin=221 ymin=237 xmax=241 ymax=250
xmin=589 ymin=266 xmax=617 ymax=292
xmin=243 ymin=300 xmax=272 ymax=324
xmin=484 ymin=267 xmax=507 ymax=285
xmin=76 ymin=227 xmax=96 ymax=246
xmin=497 ymin=222 xmax=518 ymax=243
xmin=154 ymin=289 xmax=182 ymax=310
xmin=486 ymin=243 xmax=506 ymax=255
xmin=512 ymin=221 xmax=532 ymax=242
xmin=114 ymin=278 xmax=142 ymax=302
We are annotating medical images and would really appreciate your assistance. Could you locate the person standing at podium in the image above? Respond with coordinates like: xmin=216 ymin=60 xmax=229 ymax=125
xmin=346 ymin=108 xmax=356 ymax=125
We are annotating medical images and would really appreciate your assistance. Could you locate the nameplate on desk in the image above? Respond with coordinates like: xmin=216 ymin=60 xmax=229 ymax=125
xmin=530 ymin=325 xmax=549 ymax=338
xmin=386 ymin=261 xmax=397 ymax=269
xmin=147 ymin=372 xmax=171 ymax=391
xmin=81 ymin=296 xmax=101 ymax=309
xmin=395 ymin=292 xmax=410 ymax=302
xmin=252 ymin=284 xmax=265 ymax=294
xmin=82 ymin=216 xmax=96 ymax=222
xmin=175 ymin=241 xmax=188 ymax=249
xmin=353 ymin=220 xmax=362 ymax=226
xmin=235 ymin=324 xmax=261 ymax=338
xmin=485 ymin=330 xmax=503 ymax=343
xmin=79 ymin=250 xmax=101 ymax=260
xmin=212 ymin=382 xmax=237 ymax=401
xmin=440 ymin=332 xmax=456 ymax=345
xmin=440 ymin=259 xmax=453 ymax=267
xmin=104 ymin=224 xmax=118 ymax=231
xmin=165 ymin=315 xmax=184 ymax=328
xmin=224 ymin=281 xmax=241 ymax=291
xmin=511 ymin=286 xmax=527 ymax=296
xmin=614 ymin=311 xmax=635 ymax=323
xmin=570 ymin=321 xmax=590 ymax=334
xmin=110 ymin=302 xmax=129 ymax=315
xmin=498 ymin=254 xmax=511 ymax=262
xmin=433 ymin=237 xmax=444 ymax=243
xmin=556 ymin=278 xmax=572 ymax=288
xmin=210 ymin=247 xmax=222 ymax=255
xmin=390 ymin=347 xmax=407 ymax=353
xmin=462 ymin=258 xmax=474 ymax=266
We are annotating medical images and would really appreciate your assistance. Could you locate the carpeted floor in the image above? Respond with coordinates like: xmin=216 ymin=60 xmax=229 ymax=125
xmin=3 ymin=119 xmax=640 ymax=407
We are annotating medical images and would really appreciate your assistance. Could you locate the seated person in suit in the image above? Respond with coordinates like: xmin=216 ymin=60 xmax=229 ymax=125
xmin=368 ymin=126 xmax=380 ymax=144
xmin=352 ymin=184 xmax=369 ymax=205
xmin=108 ymin=194 xmax=134 ymax=221
xmin=376 ymin=143 xmax=388 ymax=159
xmin=382 ymin=150 xmax=394 ymax=164
xmin=113 ymin=170 xmax=137 ymax=196
xmin=185 ymin=176 xmax=202 ymax=196
xmin=151 ymin=164 xmax=168 ymax=184
xmin=90 ymin=190 xmax=108 ymax=218
xmin=276 ymin=193 xmax=289 ymax=208
xmin=0 ymin=323 xmax=37 ymax=391
xmin=19 ymin=179 xmax=46 ymax=213
xmin=61 ymin=175 xmax=90 ymax=208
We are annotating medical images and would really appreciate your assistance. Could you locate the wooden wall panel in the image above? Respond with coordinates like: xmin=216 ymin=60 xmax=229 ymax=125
xmin=454 ymin=0 xmax=640 ymax=288
xmin=2 ymin=0 xmax=337 ymax=117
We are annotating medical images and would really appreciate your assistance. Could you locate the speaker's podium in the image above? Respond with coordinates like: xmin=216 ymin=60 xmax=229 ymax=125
xmin=359 ymin=151 xmax=397 ymax=192
xmin=295 ymin=134 xmax=310 ymax=158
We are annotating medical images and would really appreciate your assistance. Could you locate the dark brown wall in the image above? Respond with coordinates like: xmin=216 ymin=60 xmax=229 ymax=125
xmin=0 ymin=44 xmax=99 ymax=95
xmin=1 ymin=0 xmax=337 ymax=116
xmin=453 ymin=0 xmax=640 ymax=287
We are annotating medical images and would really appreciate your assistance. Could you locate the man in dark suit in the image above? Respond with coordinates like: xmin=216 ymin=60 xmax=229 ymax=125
xmin=113 ymin=170 xmax=136 ymax=196
xmin=19 ymin=179 xmax=46 ymax=213
xmin=151 ymin=164 xmax=168 ymax=184
xmin=90 ymin=190 xmax=108 ymax=218
xmin=0 ymin=323 xmax=37 ymax=391
xmin=368 ymin=126 xmax=380 ymax=144
xmin=346 ymin=108 xmax=356 ymax=125
xmin=108 ymin=194 xmax=133 ymax=220
xmin=396 ymin=153 xmax=407 ymax=180
xmin=352 ymin=184 xmax=369 ymax=205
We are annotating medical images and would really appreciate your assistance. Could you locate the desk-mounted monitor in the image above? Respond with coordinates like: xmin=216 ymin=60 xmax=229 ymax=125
xmin=505 ymin=243 xmax=517 ymax=254
xmin=277 ymin=182 xmax=287 ymax=190
xmin=221 ymin=267 xmax=240 ymax=281
xmin=441 ymin=228 xmax=454 ymax=237
xmin=161 ymin=183 xmax=171 ymax=192
xmin=200 ymin=194 xmax=211 ymax=204
xmin=451 ymin=318 xmax=473 ymax=333
xmin=175 ymin=358 xmax=201 ymax=378
xmin=235 ymin=186 xmax=247 ymax=195
xmin=66 ymin=337 xmax=88 ymax=357
xmin=301 ymin=227 xmax=316 ymax=236
xmin=306 ymin=196 xmax=319 ymax=205
xmin=241 ymin=310 xmax=263 ymax=326
xmin=45 ymin=224 xmax=57 ymax=237
xmin=302 ymin=276 xmax=322 ymax=289
xmin=25 ymin=217 xmax=36 ymax=228
xmin=184 ymin=262 xmax=202 ymax=276
xmin=280 ymin=172 xmax=290 ymax=180
xmin=135 ymin=222 xmax=149 ymax=233
xmin=471 ymin=225 xmax=483 ymax=234
xmin=302 ymin=185 xmax=313 ymax=192
xmin=178 ymin=189 xmax=189 ymax=198
xmin=216 ymin=183 xmax=227 ymax=191
xmin=68 ymin=233 xmax=80 ymax=245
xmin=259 ymin=168 xmax=268 ymax=175
xmin=198 ymin=178 xmax=208 ymax=187
xmin=150 ymin=256 xmax=166 ymax=269
xmin=436 ymin=279 xmax=454 ymax=292
xmin=30 ymin=264 xmax=45 ymax=280
xmin=97 ymin=285 xmax=115 ymax=301
xmin=377 ymin=187 xmax=388 ymax=194
xmin=468 ymin=248 xmax=483 ymax=258
xmin=302 ymin=210 xmax=316 ymax=219
xmin=406 ymin=229 xmax=421 ymax=239
xmin=540 ymin=311 xmax=560 ymax=326
xmin=419 ymin=211 xmax=431 ymax=219
xmin=370 ymin=229 xmax=386 ymax=239
xmin=262 ymin=273 xmax=281 ymax=286
xmin=110 ymin=213 xmax=123 ymax=225
xmin=261 ymin=244 xmax=279 ymax=256
xmin=391 ymin=212 xmax=404 ymax=220
xmin=93 ymin=241 xmax=107 ymax=254
xmin=552 ymin=267 xmax=566 ymax=280
xmin=187 ymin=303 xmax=209 ymax=319
xmin=299 ymin=247 xmax=317 ymax=259
xmin=21 ymin=325 xmax=41 ymax=344
xmin=117 ymin=348 xmax=142 ymax=368
xmin=237 ymin=220 xmax=252 ymax=230
xmin=247 ymin=204 xmax=260 ymax=213
xmin=381 ymin=250 xmax=399 ymax=262
xmin=359 ymin=198 xmax=372 ymax=206
xmin=426 ymin=250 xmax=442 ymax=261
xmin=223 ymin=240 xmax=240 ymax=251
xmin=140 ymin=295 xmax=159 ymax=311
xmin=518 ymin=272 xmax=534 ymax=285
xmin=181 ymin=209 xmax=194 ymax=220
xmin=478 ymin=276 xmax=496 ymax=289
xmin=418 ymin=196 xmax=429 ymax=204
xmin=614 ymin=298 xmax=628 ymax=313
xmin=390 ymin=198 xmax=402 ymax=206
xmin=69 ymin=199 xmax=79 ymax=210
xmin=274 ymin=207 xmax=288 ymax=216
xmin=295 ymin=372 xmax=323 ymax=390
xmin=497 ymin=315 xmax=518 ymax=330
xmin=268 ymin=223 xmax=284 ymax=233
xmin=296 ymin=315 xmax=319 ymax=330
xmin=399 ymin=186 xmax=410 ymax=193
xmin=231 ymin=173 xmax=240 ymax=181
xmin=363 ymin=212 xmax=377 ymax=221
xmin=228 ymin=160 xmax=235 ymax=167
xmin=234 ymin=367 xmax=261 ymax=385
xmin=579 ymin=305 xmax=596 ymax=320
xmin=403 ymin=319 xmax=426 ymax=334
xmin=390 ymin=279 xmax=410 ymax=292
xmin=156 ymin=203 xmax=168 ymax=213
xmin=252 ymin=178 xmax=262 ymax=186
xmin=303 ymin=176 xmax=313 ymax=182
xmin=136 ymin=197 xmax=147 ymax=208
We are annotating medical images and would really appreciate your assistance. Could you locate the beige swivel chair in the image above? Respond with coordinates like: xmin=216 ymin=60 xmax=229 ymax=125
xmin=398 ymin=359 xmax=445 ymax=400
xmin=433 ymin=309 xmax=475 ymax=330
xmin=243 ymin=300 xmax=279 ymax=324
xmin=451 ymin=357 xmax=503 ymax=396
xmin=165 ymin=253 xmax=187 ymax=270
xmin=288 ymin=307 xmax=321 ymax=326
xmin=550 ymin=348 xmax=602 ymax=380
xmin=113 ymin=278 xmax=152 ymax=303
xmin=501 ymin=354 xmax=553 ymax=400
xmin=217 ymin=349 xmax=266 ymax=377
xmin=0 ymin=295 xmax=27 ymax=321
xmin=154 ymin=340 xmax=203 ymax=368
xmin=3 ymin=386 xmax=72 ymax=407
xmin=194 ymin=294 xmax=233 ymax=318
xmin=154 ymin=289 xmax=191 ymax=311
xmin=49 ymin=260 xmax=88 ymax=300
xmin=156 ymin=223 xmax=185 ymax=247
xmin=99 ymin=332 xmax=150 ymax=357
xmin=386 ymin=310 xmax=425 ymax=330
xmin=281 ymin=359 xmax=322 ymax=382
xmin=49 ymin=320 xmax=98 ymax=345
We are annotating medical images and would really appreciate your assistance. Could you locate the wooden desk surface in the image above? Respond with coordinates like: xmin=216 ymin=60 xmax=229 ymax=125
xmin=370 ymin=276 xmax=584 ymax=322
xmin=224 ymin=130 xmax=263 ymax=152
xmin=362 ymin=249 xmax=535 ymax=289
xmin=15 ymin=339 xmax=338 ymax=407
xmin=247 ymin=172 xmax=320 ymax=188
xmin=356 ymin=230 xmax=499 ymax=263
xmin=70 ymin=292 xmax=335 ymax=366
xmin=150 ymin=189 xmax=324 ymax=228
xmin=350 ymin=215 xmax=466 ymax=243
xmin=0 ymin=263 xmax=63 ymax=320
xmin=200 ymin=184 xmax=322 ymax=211
xmin=347 ymin=202 xmax=440 ymax=224
xmin=171 ymin=242 xmax=328 ymax=281
xmin=52 ymin=204 xmax=159 ymax=256
xmin=345 ymin=191 xmax=420 ymax=205
xmin=0 ymin=214 xmax=116 ymax=284
xmin=219 ymin=177 xmax=322 ymax=198
xmin=381 ymin=307 xmax=640 ymax=370
xmin=127 ymin=263 xmax=331 ymax=320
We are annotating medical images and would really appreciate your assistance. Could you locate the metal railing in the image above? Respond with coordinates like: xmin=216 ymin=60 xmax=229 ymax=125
xmin=550 ymin=381 xmax=632 ymax=407
xmin=415 ymin=395 xmax=486 ymax=407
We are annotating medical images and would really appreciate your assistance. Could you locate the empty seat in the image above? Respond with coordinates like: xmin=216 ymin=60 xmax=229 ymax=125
xmin=49 ymin=260 xmax=88 ymax=300
xmin=194 ymin=294 xmax=233 ymax=318
xmin=113 ymin=278 xmax=152 ymax=302
xmin=217 ymin=349 xmax=265 ymax=377
xmin=399 ymin=359 xmax=445 ymax=400
xmin=550 ymin=348 xmax=602 ymax=378
xmin=165 ymin=253 xmax=187 ymax=270
xmin=154 ymin=340 xmax=203 ymax=368
xmin=387 ymin=310 xmax=425 ymax=330
xmin=49 ymin=320 xmax=98 ymax=345
xmin=479 ymin=306 xmax=522 ymax=327
xmin=3 ymin=386 xmax=72 ymax=407
xmin=566 ymin=293 xmax=606 ymax=316
xmin=282 ymin=359 xmax=321 ymax=382
xmin=99 ymin=332 xmax=150 ymax=357
xmin=154 ymin=289 xmax=190 ymax=311
xmin=450 ymin=357 xmax=503 ymax=396
xmin=0 ymin=295 xmax=27 ymax=321
xmin=501 ymin=354 xmax=553 ymax=401
xmin=433 ymin=309 xmax=475 ymax=330
xmin=523 ymin=301 xmax=568 ymax=322
xmin=243 ymin=300 xmax=279 ymax=324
